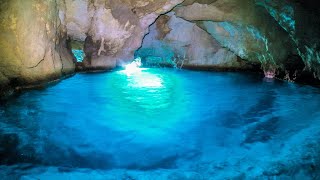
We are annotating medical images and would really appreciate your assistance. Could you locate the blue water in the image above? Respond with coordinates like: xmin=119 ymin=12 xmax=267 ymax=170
xmin=72 ymin=49 xmax=85 ymax=62
xmin=1 ymin=68 xmax=320 ymax=179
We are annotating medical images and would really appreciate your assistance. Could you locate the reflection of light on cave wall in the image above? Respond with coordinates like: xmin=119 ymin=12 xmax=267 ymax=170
xmin=72 ymin=49 xmax=85 ymax=62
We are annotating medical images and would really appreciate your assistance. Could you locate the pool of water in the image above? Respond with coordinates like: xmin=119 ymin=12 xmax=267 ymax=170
xmin=1 ymin=68 xmax=320 ymax=179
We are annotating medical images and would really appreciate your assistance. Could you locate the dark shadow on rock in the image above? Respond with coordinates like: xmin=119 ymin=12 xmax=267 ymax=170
xmin=242 ymin=116 xmax=280 ymax=144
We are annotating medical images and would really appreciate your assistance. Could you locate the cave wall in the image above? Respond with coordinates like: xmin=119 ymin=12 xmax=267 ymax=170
xmin=257 ymin=0 xmax=320 ymax=79
xmin=172 ymin=0 xmax=292 ymax=71
xmin=137 ymin=0 xmax=292 ymax=71
xmin=0 ymin=0 xmax=75 ymax=96
xmin=1 ymin=0 xmax=320 ymax=96
xmin=136 ymin=13 xmax=254 ymax=70
xmin=64 ymin=0 xmax=184 ymax=70
xmin=137 ymin=0 xmax=320 ymax=81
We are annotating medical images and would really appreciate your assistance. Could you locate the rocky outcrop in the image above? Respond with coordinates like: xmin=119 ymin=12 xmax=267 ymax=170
xmin=257 ymin=0 xmax=320 ymax=80
xmin=64 ymin=0 xmax=184 ymax=70
xmin=0 ymin=0 xmax=75 ymax=97
xmin=174 ymin=0 xmax=320 ymax=81
xmin=174 ymin=0 xmax=292 ymax=71
xmin=136 ymin=13 xmax=255 ymax=70
xmin=1 ymin=0 xmax=320 ymax=95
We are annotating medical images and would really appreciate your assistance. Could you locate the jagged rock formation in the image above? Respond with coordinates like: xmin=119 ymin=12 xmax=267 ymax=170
xmin=1 ymin=0 xmax=320 ymax=97
xmin=180 ymin=0 xmax=320 ymax=80
xmin=64 ymin=0 xmax=184 ymax=70
xmin=0 ymin=0 xmax=184 ymax=96
xmin=136 ymin=0 xmax=320 ymax=82
xmin=165 ymin=0 xmax=292 ymax=72
xmin=257 ymin=0 xmax=320 ymax=81
xmin=136 ymin=13 xmax=254 ymax=70
xmin=0 ymin=0 xmax=75 ymax=97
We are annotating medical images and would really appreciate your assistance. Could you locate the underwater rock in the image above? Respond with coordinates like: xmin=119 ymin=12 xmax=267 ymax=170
xmin=243 ymin=116 xmax=279 ymax=144
xmin=217 ymin=111 xmax=244 ymax=128
xmin=0 ymin=0 xmax=75 ymax=95
xmin=242 ymin=91 xmax=276 ymax=124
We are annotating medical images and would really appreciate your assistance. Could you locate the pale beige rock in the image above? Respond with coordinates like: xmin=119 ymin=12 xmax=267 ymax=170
xmin=136 ymin=13 xmax=252 ymax=69
xmin=174 ymin=0 xmax=291 ymax=69
xmin=0 ymin=0 xmax=75 ymax=93
xmin=64 ymin=0 xmax=184 ymax=69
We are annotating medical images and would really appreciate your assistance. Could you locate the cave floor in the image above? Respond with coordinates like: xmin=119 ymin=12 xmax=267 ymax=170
xmin=0 ymin=68 xmax=320 ymax=179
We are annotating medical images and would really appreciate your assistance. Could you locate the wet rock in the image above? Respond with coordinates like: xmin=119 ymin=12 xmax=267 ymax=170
xmin=264 ymin=68 xmax=276 ymax=79
xmin=255 ymin=0 xmax=320 ymax=80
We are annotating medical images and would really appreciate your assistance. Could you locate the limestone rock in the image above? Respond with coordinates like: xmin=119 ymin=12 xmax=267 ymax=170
xmin=136 ymin=13 xmax=253 ymax=70
xmin=174 ymin=0 xmax=292 ymax=71
xmin=0 ymin=0 xmax=76 ymax=95
xmin=64 ymin=0 xmax=184 ymax=70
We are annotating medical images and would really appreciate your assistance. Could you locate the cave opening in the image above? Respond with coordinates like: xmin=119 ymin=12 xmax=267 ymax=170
xmin=70 ymin=40 xmax=85 ymax=63
xmin=1 ymin=0 xmax=320 ymax=179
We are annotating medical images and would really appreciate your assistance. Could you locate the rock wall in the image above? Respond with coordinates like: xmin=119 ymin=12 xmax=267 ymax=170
xmin=0 ymin=0 xmax=75 ymax=97
xmin=172 ymin=0 xmax=320 ymax=81
xmin=136 ymin=13 xmax=255 ymax=70
xmin=257 ymin=0 xmax=320 ymax=80
xmin=64 ymin=0 xmax=184 ymax=70
xmin=174 ymin=0 xmax=292 ymax=71
xmin=1 ymin=0 xmax=320 ymax=95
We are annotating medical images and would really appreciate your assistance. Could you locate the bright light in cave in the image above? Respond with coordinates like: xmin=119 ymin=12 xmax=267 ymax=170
xmin=128 ymin=70 xmax=163 ymax=88
xmin=108 ymin=68 xmax=184 ymax=136
xmin=122 ymin=57 xmax=163 ymax=88
xmin=123 ymin=57 xmax=142 ymax=75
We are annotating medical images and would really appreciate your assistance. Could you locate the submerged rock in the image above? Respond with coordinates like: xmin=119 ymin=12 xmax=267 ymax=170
xmin=243 ymin=116 xmax=280 ymax=144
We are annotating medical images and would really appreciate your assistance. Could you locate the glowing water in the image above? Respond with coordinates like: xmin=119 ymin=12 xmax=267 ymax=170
xmin=0 ymin=68 xmax=320 ymax=179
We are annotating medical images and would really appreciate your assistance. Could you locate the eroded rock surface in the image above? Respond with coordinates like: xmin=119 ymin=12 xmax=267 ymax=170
xmin=1 ymin=0 xmax=320 ymax=96
xmin=0 ymin=0 xmax=75 ymax=96
xmin=174 ymin=0 xmax=320 ymax=81
xmin=257 ymin=0 xmax=320 ymax=80
xmin=136 ymin=13 xmax=254 ymax=70
xmin=64 ymin=0 xmax=184 ymax=70
xmin=174 ymin=0 xmax=292 ymax=70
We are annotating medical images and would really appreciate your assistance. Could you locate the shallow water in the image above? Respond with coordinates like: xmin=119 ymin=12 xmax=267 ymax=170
xmin=1 ymin=68 xmax=320 ymax=179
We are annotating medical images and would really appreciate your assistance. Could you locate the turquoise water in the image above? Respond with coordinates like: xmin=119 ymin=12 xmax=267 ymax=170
xmin=0 ymin=68 xmax=320 ymax=179
xmin=72 ymin=49 xmax=85 ymax=62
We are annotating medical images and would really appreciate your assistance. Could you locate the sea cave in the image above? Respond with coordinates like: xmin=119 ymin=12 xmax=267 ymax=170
xmin=1 ymin=0 xmax=320 ymax=179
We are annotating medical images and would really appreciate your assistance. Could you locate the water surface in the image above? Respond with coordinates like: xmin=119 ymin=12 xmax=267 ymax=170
xmin=1 ymin=68 xmax=320 ymax=179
